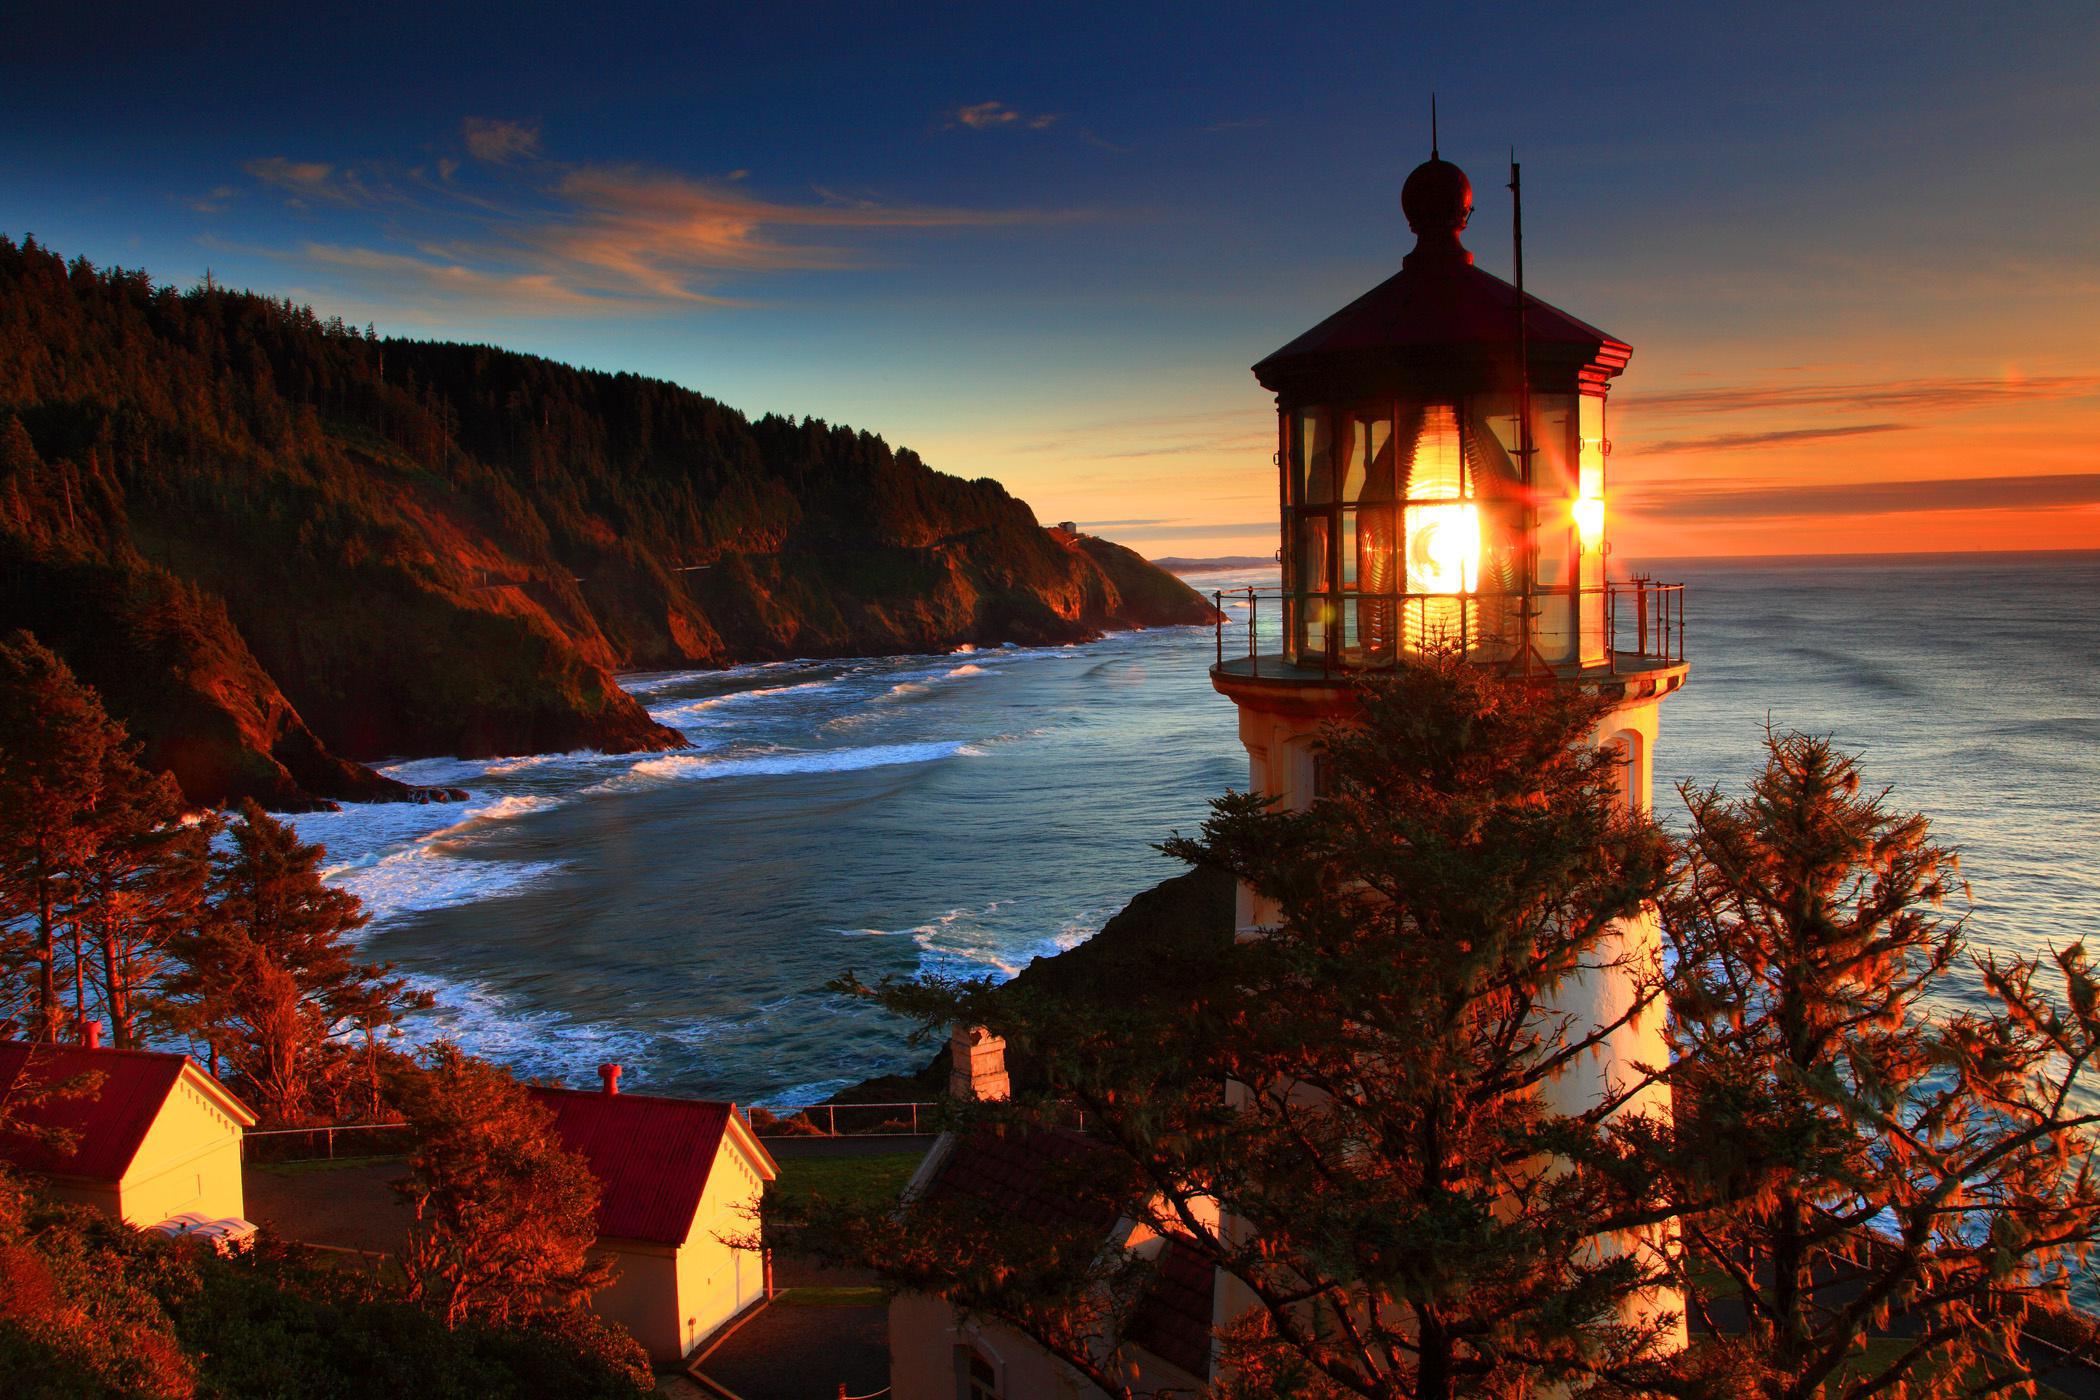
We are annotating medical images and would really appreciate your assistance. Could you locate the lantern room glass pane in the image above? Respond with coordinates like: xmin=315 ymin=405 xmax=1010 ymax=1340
xmin=1294 ymin=514 xmax=1332 ymax=663
xmin=1341 ymin=404 xmax=1392 ymax=503
xmin=1297 ymin=410 xmax=1335 ymax=506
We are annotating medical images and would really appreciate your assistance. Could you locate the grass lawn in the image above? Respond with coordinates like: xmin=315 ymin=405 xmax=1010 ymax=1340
xmin=765 ymin=1151 xmax=925 ymax=1219
xmin=248 ymin=1153 xmax=406 ymax=1177
xmin=776 ymin=1285 xmax=888 ymax=1306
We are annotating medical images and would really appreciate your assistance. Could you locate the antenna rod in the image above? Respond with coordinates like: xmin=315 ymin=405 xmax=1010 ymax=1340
xmin=1510 ymin=149 xmax=1538 ymax=668
xmin=1509 ymin=150 xmax=1531 ymax=489
xmin=1431 ymin=94 xmax=1440 ymax=157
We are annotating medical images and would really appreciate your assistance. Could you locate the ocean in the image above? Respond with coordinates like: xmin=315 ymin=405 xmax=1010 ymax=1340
xmin=293 ymin=551 xmax=2100 ymax=1107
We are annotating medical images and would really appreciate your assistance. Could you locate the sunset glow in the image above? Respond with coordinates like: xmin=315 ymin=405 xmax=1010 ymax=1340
xmin=2 ymin=6 xmax=2094 ymax=563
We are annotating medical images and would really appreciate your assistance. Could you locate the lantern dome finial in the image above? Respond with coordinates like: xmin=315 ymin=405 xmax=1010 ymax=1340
xmin=1402 ymin=155 xmax=1472 ymax=264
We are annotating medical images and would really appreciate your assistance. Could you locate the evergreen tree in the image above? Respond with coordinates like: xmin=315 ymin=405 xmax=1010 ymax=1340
xmin=71 ymin=763 xmax=212 ymax=1048
xmin=827 ymin=655 xmax=1683 ymax=1399
xmin=1657 ymin=732 xmax=2100 ymax=1397
xmin=393 ymin=1043 xmax=611 ymax=1329
xmin=168 ymin=800 xmax=427 ymax=1124
xmin=0 ymin=631 xmax=126 ymax=1040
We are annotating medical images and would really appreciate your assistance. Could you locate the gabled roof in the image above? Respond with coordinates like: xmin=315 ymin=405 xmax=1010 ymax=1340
xmin=529 ymin=1086 xmax=778 ymax=1248
xmin=0 ymin=1040 xmax=255 ymax=1183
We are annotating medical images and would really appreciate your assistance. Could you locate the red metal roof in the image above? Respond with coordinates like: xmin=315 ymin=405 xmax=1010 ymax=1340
xmin=0 ymin=1040 xmax=245 ymax=1182
xmin=529 ymin=1087 xmax=774 ymax=1247
xmin=1254 ymin=256 xmax=1629 ymax=387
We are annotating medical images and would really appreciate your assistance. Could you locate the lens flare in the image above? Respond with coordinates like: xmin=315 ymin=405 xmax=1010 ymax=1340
xmin=1405 ymin=502 xmax=1480 ymax=594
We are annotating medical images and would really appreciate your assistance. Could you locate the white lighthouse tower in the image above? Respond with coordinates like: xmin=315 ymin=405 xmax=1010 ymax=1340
xmin=1210 ymin=148 xmax=1689 ymax=1342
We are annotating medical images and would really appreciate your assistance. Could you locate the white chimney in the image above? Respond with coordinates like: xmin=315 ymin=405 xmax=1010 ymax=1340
xmin=948 ymin=1025 xmax=1010 ymax=1103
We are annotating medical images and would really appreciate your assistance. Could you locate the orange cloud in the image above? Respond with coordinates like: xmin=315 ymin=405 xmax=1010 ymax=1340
xmin=1626 ymin=472 xmax=2100 ymax=521
xmin=462 ymin=117 xmax=542 ymax=164
xmin=235 ymin=126 xmax=1075 ymax=313
xmin=949 ymin=101 xmax=1059 ymax=131
xmin=515 ymin=166 xmax=1056 ymax=300
xmin=1623 ymin=374 xmax=2100 ymax=418
xmin=244 ymin=156 xmax=365 ymax=205
xmin=274 ymin=242 xmax=629 ymax=315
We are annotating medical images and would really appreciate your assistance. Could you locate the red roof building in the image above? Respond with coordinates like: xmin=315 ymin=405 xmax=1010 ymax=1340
xmin=529 ymin=1069 xmax=779 ymax=1363
xmin=0 ymin=1033 xmax=256 ymax=1228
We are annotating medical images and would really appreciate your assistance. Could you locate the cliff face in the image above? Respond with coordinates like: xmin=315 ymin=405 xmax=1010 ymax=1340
xmin=0 ymin=238 xmax=1214 ymax=808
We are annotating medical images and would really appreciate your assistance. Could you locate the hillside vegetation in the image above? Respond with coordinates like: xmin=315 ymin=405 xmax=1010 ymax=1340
xmin=0 ymin=236 xmax=1212 ymax=808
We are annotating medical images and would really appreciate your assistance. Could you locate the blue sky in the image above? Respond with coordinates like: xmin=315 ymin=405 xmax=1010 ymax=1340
xmin=5 ymin=1 xmax=2097 ymax=556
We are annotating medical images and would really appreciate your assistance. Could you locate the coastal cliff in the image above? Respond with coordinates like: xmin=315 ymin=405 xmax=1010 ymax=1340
xmin=0 ymin=237 xmax=1213 ymax=808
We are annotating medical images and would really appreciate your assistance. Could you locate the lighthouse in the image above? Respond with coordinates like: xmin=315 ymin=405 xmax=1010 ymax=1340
xmin=1211 ymin=147 xmax=1690 ymax=1342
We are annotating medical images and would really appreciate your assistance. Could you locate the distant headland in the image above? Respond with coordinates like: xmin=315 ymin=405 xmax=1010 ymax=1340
xmin=1149 ymin=555 xmax=1276 ymax=574
xmin=0 ymin=237 xmax=1214 ymax=810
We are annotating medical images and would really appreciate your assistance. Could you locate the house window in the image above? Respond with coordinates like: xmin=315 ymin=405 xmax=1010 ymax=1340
xmin=956 ymin=1346 xmax=1000 ymax=1400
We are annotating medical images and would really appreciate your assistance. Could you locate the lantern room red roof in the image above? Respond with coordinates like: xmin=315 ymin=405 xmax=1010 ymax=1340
xmin=529 ymin=1085 xmax=778 ymax=1247
xmin=0 ymin=1039 xmax=255 ymax=1183
xmin=1252 ymin=156 xmax=1631 ymax=395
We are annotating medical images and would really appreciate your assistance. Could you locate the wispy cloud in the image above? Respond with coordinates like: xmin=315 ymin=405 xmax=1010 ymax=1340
xmin=1637 ymin=423 xmax=1910 ymax=455
xmin=524 ymin=166 xmax=1052 ymax=300
xmin=1012 ymin=409 xmax=1271 ymax=463
xmin=1624 ymin=374 xmax=2100 ymax=417
xmin=233 ymin=123 xmax=1080 ymax=315
xmin=282 ymin=242 xmax=620 ymax=313
xmin=244 ymin=157 xmax=367 ymax=206
xmin=1629 ymin=472 xmax=2100 ymax=521
xmin=461 ymin=117 xmax=542 ymax=164
xmin=948 ymin=101 xmax=1059 ymax=131
xmin=187 ymin=184 xmax=237 ymax=214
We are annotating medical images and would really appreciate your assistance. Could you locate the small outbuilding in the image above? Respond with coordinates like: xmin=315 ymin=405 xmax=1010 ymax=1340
xmin=0 ymin=1025 xmax=257 ymax=1228
xmin=531 ymin=1066 xmax=779 ymax=1364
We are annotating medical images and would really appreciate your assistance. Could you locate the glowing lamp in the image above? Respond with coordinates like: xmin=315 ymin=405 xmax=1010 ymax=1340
xmin=1573 ymin=494 xmax=1605 ymax=549
xmin=1406 ymin=501 xmax=1481 ymax=594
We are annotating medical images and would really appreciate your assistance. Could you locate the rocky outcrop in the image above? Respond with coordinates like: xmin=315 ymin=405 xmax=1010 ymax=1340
xmin=833 ymin=865 xmax=1238 ymax=1104
xmin=0 ymin=236 xmax=1214 ymax=808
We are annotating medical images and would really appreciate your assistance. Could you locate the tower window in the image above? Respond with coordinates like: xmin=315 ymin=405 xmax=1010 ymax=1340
xmin=957 ymin=1346 xmax=1001 ymax=1399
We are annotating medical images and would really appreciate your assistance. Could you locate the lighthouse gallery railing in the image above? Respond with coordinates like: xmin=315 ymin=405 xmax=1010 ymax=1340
xmin=1212 ymin=578 xmax=1685 ymax=679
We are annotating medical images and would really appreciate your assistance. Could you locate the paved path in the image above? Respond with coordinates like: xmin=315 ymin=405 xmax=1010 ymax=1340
xmin=693 ymin=1297 xmax=889 ymax=1400
xmin=247 ymin=1159 xmax=410 ymax=1256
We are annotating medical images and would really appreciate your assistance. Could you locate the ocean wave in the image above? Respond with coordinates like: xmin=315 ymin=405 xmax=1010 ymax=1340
xmin=327 ymin=845 xmax=566 ymax=928
xmin=647 ymin=679 xmax=839 ymax=725
xmin=586 ymin=740 xmax=983 ymax=794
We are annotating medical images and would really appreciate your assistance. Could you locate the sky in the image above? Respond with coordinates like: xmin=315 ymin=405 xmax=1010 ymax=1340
xmin=3 ymin=1 xmax=2096 ymax=561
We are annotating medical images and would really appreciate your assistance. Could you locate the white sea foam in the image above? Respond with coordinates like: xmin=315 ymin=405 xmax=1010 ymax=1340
xmin=647 ymin=679 xmax=838 ymax=726
xmin=330 ymin=846 xmax=565 ymax=928
xmin=588 ymin=740 xmax=981 ymax=794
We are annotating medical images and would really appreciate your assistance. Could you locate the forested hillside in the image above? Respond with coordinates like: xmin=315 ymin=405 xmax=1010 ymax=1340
xmin=0 ymin=237 xmax=1211 ymax=808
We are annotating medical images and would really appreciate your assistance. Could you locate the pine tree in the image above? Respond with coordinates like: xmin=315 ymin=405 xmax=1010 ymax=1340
xmin=827 ymin=654 xmax=1682 ymax=1399
xmin=167 ymin=800 xmax=427 ymax=1124
xmin=393 ymin=1043 xmax=611 ymax=1329
xmin=1657 ymin=732 xmax=2100 ymax=1397
xmin=0 ymin=632 xmax=126 ymax=1040
xmin=70 ymin=765 xmax=212 ymax=1048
